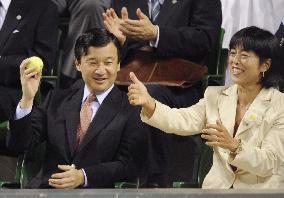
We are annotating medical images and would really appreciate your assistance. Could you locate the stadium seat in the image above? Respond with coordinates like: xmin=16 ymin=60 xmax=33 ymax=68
xmin=19 ymin=143 xmax=46 ymax=188
xmin=41 ymin=17 xmax=70 ymax=95
xmin=115 ymin=180 xmax=140 ymax=188
xmin=0 ymin=155 xmax=24 ymax=188
xmin=172 ymin=143 xmax=213 ymax=188
xmin=202 ymin=28 xmax=227 ymax=89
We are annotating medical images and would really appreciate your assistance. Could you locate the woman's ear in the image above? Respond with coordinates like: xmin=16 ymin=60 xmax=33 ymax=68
xmin=261 ymin=58 xmax=272 ymax=73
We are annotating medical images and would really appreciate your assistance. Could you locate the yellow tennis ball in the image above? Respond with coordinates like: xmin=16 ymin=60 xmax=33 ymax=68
xmin=26 ymin=56 xmax=44 ymax=73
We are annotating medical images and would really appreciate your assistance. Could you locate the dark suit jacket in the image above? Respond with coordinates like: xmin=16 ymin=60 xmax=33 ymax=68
xmin=7 ymin=80 xmax=148 ymax=188
xmin=0 ymin=85 xmax=21 ymax=122
xmin=0 ymin=0 xmax=58 ymax=88
xmin=112 ymin=0 xmax=222 ymax=65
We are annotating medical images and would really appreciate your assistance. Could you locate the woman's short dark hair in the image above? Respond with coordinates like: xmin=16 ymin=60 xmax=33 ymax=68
xmin=229 ymin=26 xmax=283 ymax=89
xmin=74 ymin=28 xmax=121 ymax=63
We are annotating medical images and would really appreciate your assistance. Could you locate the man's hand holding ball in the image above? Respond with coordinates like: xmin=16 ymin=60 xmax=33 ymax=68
xmin=19 ymin=57 xmax=43 ymax=108
xmin=26 ymin=56 xmax=44 ymax=73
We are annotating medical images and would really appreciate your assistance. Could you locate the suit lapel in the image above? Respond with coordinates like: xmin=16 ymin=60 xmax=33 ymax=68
xmin=0 ymin=0 xmax=27 ymax=50
xmin=138 ymin=0 xmax=149 ymax=18
xmin=235 ymin=88 xmax=272 ymax=137
xmin=155 ymin=0 xmax=180 ymax=25
xmin=217 ymin=85 xmax=238 ymax=136
xmin=63 ymin=84 xmax=84 ymax=158
xmin=76 ymin=86 xmax=122 ymax=153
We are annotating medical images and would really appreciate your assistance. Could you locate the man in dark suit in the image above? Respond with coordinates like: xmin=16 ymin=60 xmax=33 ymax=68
xmin=104 ymin=0 xmax=222 ymax=186
xmin=7 ymin=28 xmax=148 ymax=188
xmin=0 ymin=0 xmax=57 ymax=183
xmin=0 ymin=0 xmax=57 ymax=120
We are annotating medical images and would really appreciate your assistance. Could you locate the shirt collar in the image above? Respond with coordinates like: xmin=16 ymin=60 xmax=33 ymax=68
xmin=82 ymin=84 xmax=114 ymax=105
xmin=1 ymin=0 xmax=11 ymax=11
xmin=148 ymin=0 xmax=164 ymax=5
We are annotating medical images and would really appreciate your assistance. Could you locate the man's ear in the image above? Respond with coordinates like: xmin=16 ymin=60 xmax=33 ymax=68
xmin=117 ymin=62 xmax=120 ymax=71
xmin=75 ymin=58 xmax=81 ymax=72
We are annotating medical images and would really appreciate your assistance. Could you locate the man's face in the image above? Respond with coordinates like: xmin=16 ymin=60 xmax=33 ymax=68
xmin=75 ymin=42 xmax=119 ymax=93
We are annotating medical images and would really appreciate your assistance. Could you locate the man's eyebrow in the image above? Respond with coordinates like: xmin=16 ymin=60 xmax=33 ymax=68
xmin=85 ymin=57 xmax=97 ymax=61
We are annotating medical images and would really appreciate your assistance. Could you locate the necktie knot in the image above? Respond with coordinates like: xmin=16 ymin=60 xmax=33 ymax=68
xmin=85 ymin=94 xmax=96 ymax=104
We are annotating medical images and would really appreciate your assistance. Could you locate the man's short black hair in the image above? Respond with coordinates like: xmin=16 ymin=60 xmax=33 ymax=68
xmin=74 ymin=28 xmax=121 ymax=63
xmin=229 ymin=26 xmax=283 ymax=89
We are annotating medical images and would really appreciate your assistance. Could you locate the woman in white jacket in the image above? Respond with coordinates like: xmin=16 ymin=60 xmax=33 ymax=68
xmin=127 ymin=26 xmax=284 ymax=189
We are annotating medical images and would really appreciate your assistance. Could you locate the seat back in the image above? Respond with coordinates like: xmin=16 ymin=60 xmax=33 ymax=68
xmin=215 ymin=28 xmax=226 ymax=76
xmin=0 ymin=121 xmax=24 ymax=188
xmin=41 ymin=17 xmax=69 ymax=94
xmin=207 ymin=28 xmax=226 ymax=75
xmin=197 ymin=144 xmax=213 ymax=187
xmin=19 ymin=143 xmax=46 ymax=188
xmin=202 ymin=28 xmax=228 ymax=90
xmin=115 ymin=179 xmax=140 ymax=189
xmin=172 ymin=140 xmax=213 ymax=188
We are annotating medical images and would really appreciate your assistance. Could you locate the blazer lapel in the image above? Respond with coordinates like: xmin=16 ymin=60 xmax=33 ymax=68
xmin=235 ymin=88 xmax=272 ymax=137
xmin=0 ymin=0 xmax=27 ymax=50
xmin=217 ymin=85 xmax=238 ymax=136
xmin=76 ymin=86 xmax=122 ymax=153
xmin=63 ymin=85 xmax=84 ymax=158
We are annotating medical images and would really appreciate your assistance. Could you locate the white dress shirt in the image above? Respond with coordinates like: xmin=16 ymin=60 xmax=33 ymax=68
xmin=0 ymin=0 xmax=11 ymax=30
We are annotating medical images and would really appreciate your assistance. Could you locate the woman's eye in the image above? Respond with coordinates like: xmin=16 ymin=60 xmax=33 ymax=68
xmin=241 ymin=54 xmax=249 ymax=59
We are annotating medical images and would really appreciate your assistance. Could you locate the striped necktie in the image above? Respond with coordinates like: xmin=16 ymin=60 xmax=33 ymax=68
xmin=151 ymin=0 xmax=161 ymax=22
xmin=0 ymin=1 xmax=4 ymax=29
xmin=77 ymin=94 xmax=96 ymax=145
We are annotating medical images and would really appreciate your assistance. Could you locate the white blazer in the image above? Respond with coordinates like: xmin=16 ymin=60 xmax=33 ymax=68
xmin=141 ymin=85 xmax=284 ymax=189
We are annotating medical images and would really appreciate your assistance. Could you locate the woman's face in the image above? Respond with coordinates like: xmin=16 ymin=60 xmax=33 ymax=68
xmin=229 ymin=47 xmax=268 ymax=87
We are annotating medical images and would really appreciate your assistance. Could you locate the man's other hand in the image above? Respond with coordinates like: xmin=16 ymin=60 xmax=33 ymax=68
xmin=48 ymin=164 xmax=84 ymax=189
